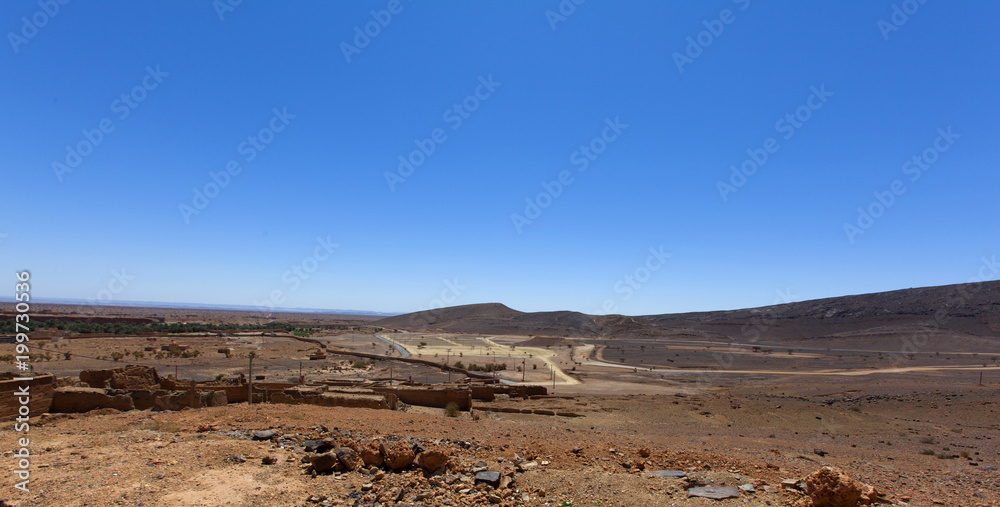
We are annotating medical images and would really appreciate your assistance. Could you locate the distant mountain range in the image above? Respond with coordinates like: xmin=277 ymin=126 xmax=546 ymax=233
xmin=376 ymin=281 xmax=1000 ymax=344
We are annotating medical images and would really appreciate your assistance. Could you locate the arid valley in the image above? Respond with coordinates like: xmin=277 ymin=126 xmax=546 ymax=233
xmin=1 ymin=281 xmax=998 ymax=506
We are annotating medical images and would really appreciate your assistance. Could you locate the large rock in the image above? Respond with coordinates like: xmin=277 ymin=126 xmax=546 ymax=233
xmin=415 ymin=450 xmax=449 ymax=472
xmin=52 ymin=387 xmax=134 ymax=413
xmin=379 ymin=440 xmax=415 ymax=470
xmin=335 ymin=447 xmax=364 ymax=471
xmin=803 ymin=466 xmax=877 ymax=507
xmin=359 ymin=443 xmax=384 ymax=468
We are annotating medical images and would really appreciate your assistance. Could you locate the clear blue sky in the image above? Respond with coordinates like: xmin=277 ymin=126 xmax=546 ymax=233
xmin=2 ymin=1 xmax=998 ymax=315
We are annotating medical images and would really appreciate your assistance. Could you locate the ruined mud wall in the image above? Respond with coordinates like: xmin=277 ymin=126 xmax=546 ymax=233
xmin=0 ymin=375 xmax=54 ymax=421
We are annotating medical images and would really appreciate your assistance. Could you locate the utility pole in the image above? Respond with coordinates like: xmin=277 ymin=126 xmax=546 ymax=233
xmin=299 ymin=361 xmax=303 ymax=384
xmin=551 ymin=364 xmax=554 ymax=392
xmin=522 ymin=358 xmax=525 ymax=382
xmin=447 ymin=349 xmax=451 ymax=383
xmin=248 ymin=353 xmax=255 ymax=405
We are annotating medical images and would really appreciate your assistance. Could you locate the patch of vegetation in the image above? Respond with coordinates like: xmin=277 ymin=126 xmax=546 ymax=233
xmin=444 ymin=402 xmax=459 ymax=417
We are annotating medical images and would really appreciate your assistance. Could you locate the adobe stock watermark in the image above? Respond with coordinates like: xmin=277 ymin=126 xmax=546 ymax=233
xmin=672 ymin=0 xmax=751 ymax=74
xmin=85 ymin=268 xmax=134 ymax=305
xmin=843 ymin=126 xmax=958 ymax=243
xmin=7 ymin=0 xmax=70 ymax=54
xmin=717 ymin=84 xmax=832 ymax=202
xmin=254 ymin=235 xmax=339 ymax=311
xmin=877 ymin=0 xmax=929 ymax=41
xmin=384 ymin=74 xmax=501 ymax=192
xmin=544 ymin=0 xmax=585 ymax=31
xmin=179 ymin=107 xmax=295 ymax=224
xmin=887 ymin=254 xmax=998 ymax=367
xmin=340 ymin=0 xmax=410 ymax=63
xmin=510 ymin=116 xmax=628 ymax=233
xmin=213 ymin=0 xmax=243 ymax=21
xmin=599 ymin=246 xmax=671 ymax=314
xmin=52 ymin=65 xmax=169 ymax=182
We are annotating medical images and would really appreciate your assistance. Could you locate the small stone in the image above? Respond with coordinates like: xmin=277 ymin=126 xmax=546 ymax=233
xmin=261 ymin=456 xmax=277 ymax=465
xmin=738 ymin=483 xmax=755 ymax=493
xmin=475 ymin=470 xmax=502 ymax=488
xmin=252 ymin=430 xmax=278 ymax=441
xmin=517 ymin=461 xmax=539 ymax=472
xmin=649 ymin=470 xmax=686 ymax=478
xmin=687 ymin=486 xmax=740 ymax=500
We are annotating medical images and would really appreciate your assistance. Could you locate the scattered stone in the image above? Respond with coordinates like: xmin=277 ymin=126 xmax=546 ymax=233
xmin=803 ymin=466 xmax=878 ymax=507
xmin=261 ymin=456 xmax=277 ymax=465
xmin=517 ymin=461 xmax=539 ymax=472
xmin=649 ymin=470 xmax=687 ymax=478
xmin=781 ymin=479 xmax=802 ymax=490
xmin=474 ymin=470 xmax=502 ymax=488
xmin=303 ymin=439 xmax=334 ymax=453
xmin=687 ymin=486 xmax=740 ymax=500
xmin=637 ymin=447 xmax=651 ymax=457
xmin=814 ymin=448 xmax=829 ymax=457
xmin=738 ymin=483 xmax=755 ymax=493
xmin=252 ymin=430 xmax=278 ymax=441
xmin=571 ymin=446 xmax=584 ymax=454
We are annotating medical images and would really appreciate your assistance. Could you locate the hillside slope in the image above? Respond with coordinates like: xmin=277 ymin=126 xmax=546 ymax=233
xmin=376 ymin=281 xmax=1000 ymax=343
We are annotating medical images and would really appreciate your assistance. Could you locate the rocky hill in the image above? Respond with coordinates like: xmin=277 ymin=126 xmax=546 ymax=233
xmin=377 ymin=281 xmax=1000 ymax=343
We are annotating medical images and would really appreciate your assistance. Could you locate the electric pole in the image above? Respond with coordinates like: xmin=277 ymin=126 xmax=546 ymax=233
xmin=248 ymin=352 xmax=255 ymax=405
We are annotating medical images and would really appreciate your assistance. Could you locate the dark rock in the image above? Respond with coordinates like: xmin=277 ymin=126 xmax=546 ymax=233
xmin=309 ymin=453 xmax=342 ymax=473
xmin=303 ymin=440 xmax=334 ymax=453
xmin=475 ymin=470 xmax=501 ymax=488
xmin=262 ymin=456 xmax=277 ymax=465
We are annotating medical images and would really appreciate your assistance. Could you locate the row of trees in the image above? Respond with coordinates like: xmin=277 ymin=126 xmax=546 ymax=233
xmin=0 ymin=320 xmax=305 ymax=336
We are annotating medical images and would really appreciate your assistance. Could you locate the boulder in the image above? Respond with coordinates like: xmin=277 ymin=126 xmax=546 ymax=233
xmin=379 ymin=440 xmax=415 ymax=470
xmin=803 ymin=466 xmax=877 ymax=507
xmin=415 ymin=450 xmax=449 ymax=472
xmin=359 ymin=443 xmax=384 ymax=468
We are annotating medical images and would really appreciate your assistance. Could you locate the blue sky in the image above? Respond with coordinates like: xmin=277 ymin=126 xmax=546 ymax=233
xmin=2 ymin=1 xmax=998 ymax=315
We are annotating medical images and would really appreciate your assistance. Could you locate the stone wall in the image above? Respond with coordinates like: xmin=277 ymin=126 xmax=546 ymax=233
xmin=0 ymin=374 xmax=55 ymax=421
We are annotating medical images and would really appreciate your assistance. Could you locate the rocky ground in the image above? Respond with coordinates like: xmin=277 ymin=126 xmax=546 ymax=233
xmin=2 ymin=385 xmax=997 ymax=507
